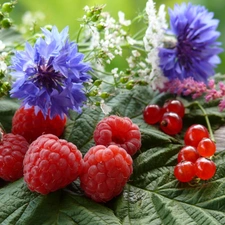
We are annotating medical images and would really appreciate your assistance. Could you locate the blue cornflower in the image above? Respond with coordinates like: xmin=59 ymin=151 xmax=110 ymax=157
xmin=159 ymin=3 xmax=223 ymax=83
xmin=10 ymin=26 xmax=91 ymax=119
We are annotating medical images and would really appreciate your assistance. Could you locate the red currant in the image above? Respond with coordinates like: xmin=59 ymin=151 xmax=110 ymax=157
xmin=195 ymin=157 xmax=216 ymax=180
xmin=184 ymin=124 xmax=209 ymax=148
xmin=160 ymin=112 xmax=182 ymax=135
xmin=174 ymin=161 xmax=196 ymax=182
xmin=197 ymin=138 xmax=216 ymax=157
xmin=143 ymin=104 xmax=162 ymax=125
xmin=177 ymin=146 xmax=199 ymax=163
xmin=162 ymin=99 xmax=185 ymax=118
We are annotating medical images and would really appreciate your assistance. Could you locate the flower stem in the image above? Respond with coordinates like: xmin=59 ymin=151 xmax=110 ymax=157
xmin=194 ymin=101 xmax=215 ymax=142
xmin=76 ymin=26 xmax=84 ymax=45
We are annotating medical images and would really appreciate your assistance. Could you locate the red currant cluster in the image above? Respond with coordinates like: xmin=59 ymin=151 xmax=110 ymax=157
xmin=143 ymin=99 xmax=185 ymax=135
xmin=174 ymin=124 xmax=216 ymax=182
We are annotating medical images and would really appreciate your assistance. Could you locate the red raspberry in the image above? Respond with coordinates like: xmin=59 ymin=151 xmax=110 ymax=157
xmin=23 ymin=134 xmax=83 ymax=194
xmin=12 ymin=106 xmax=67 ymax=143
xmin=93 ymin=115 xmax=141 ymax=156
xmin=80 ymin=145 xmax=133 ymax=202
xmin=0 ymin=133 xmax=29 ymax=181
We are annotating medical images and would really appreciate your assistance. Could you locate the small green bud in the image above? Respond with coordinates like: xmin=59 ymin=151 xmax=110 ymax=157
xmin=0 ymin=71 xmax=4 ymax=79
xmin=0 ymin=12 xmax=4 ymax=21
xmin=137 ymin=80 xmax=148 ymax=86
xmin=100 ymin=92 xmax=110 ymax=99
xmin=91 ymin=15 xmax=99 ymax=22
xmin=96 ymin=23 xmax=105 ymax=31
xmin=88 ymin=89 xmax=98 ymax=97
xmin=126 ymin=80 xmax=135 ymax=90
xmin=1 ymin=18 xmax=12 ymax=28
xmin=2 ymin=2 xmax=14 ymax=13
xmin=95 ymin=101 xmax=101 ymax=106
xmin=94 ymin=79 xmax=102 ymax=87
xmin=125 ymin=69 xmax=131 ymax=75
xmin=120 ymin=77 xmax=129 ymax=84
xmin=2 ymin=82 xmax=10 ymax=92
xmin=86 ymin=11 xmax=94 ymax=18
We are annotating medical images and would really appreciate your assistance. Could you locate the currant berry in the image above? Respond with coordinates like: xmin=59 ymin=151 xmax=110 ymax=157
xmin=177 ymin=146 xmax=199 ymax=163
xmin=195 ymin=157 xmax=216 ymax=180
xmin=143 ymin=104 xmax=162 ymax=125
xmin=174 ymin=161 xmax=195 ymax=182
xmin=197 ymin=138 xmax=216 ymax=157
xmin=160 ymin=112 xmax=182 ymax=135
xmin=162 ymin=99 xmax=185 ymax=118
xmin=184 ymin=124 xmax=210 ymax=148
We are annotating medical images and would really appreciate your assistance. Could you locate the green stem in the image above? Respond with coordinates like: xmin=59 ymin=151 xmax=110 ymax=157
xmin=76 ymin=26 xmax=84 ymax=44
xmin=194 ymin=101 xmax=215 ymax=142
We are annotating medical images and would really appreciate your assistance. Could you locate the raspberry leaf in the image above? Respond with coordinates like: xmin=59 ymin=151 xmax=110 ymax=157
xmin=0 ymin=179 xmax=121 ymax=225
xmin=0 ymin=99 xmax=19 ymax=132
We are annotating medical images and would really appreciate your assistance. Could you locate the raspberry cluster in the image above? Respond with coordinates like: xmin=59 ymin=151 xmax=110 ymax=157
xmin=80 ymin=115 xmax=140 ymax=202
xmin=174 ymin=124 xmax=216 ymax=182
xmin=1 ymin=110 xmax=141 ymax=203
xmin=143 ymin=99 xmax=184 ymax=135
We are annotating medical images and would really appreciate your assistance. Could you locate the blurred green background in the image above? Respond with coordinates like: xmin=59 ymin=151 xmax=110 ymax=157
xmin=3 ymin=0 xmax=225 ymax=73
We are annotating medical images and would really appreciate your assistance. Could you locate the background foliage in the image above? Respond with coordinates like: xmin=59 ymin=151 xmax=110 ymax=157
xmin=4 ymin=0 xmax=225 ymax=73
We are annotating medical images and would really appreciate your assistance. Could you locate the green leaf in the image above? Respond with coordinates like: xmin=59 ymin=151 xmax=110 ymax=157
xmin=0 ymin=98 xmax=19 ymax=132
xmin=0 ymin=179 xmax=121 ymax=225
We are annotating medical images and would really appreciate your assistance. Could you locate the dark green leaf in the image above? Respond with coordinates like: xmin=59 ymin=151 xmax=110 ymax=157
xmin=0 ymin=179 xmax=121 ymax=225
xmin=0 ymin=98 xmax=19 ymax=132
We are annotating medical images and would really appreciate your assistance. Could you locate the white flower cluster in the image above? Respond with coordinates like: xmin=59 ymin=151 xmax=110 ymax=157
xmin=20 ymin=11 xmax=45 ymax=34
xmin=143 ymin=0 xmax=168 ymax=89
xmin=84 ymin=7 xmax=132 ymax=67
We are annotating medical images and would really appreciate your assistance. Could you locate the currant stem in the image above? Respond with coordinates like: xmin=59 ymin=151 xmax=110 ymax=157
xmin=194 ymin=101 xmax=215 ymax=142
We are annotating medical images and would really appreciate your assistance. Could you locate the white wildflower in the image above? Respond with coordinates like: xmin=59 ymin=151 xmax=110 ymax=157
xmin=118 ymin=11 xmax=131 ymax=26
xmin=132 ymin=50 xmax=141 ymax=58
xmin=100 ymin=100 xmax=112 ymax=115
xmin=126 ymin=36 xmax=136 ymax=46
xmin=126 ymin=56 xmax=135 ymax=68
xmin=0 ymin=41 xmax=5 ymax=51
xmin=0 ymin=61 xmax=7 ymax=72
xmin=22 ymin=11 xmax=45 ymax=26
xmin=83 ymin=5 xmax=90 ymax=12
xmin=143 ymin=0 xmax=168 ymax=89
xmin=111 ymin=68 xmax=119 ymax=78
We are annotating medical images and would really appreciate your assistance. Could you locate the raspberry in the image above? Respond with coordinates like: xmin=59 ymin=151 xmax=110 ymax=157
xmin=23 ymin=134 xmax=83 ymax=194
xmin=0 ymin=133 xmax=29 ymax=181
xmin=12 ymin=106 xmax=67 ymax=143
xmin=93 ymin=115 xmax=141 ymax=156
xmin=79 ymin=145 xmax=133 ymax=202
